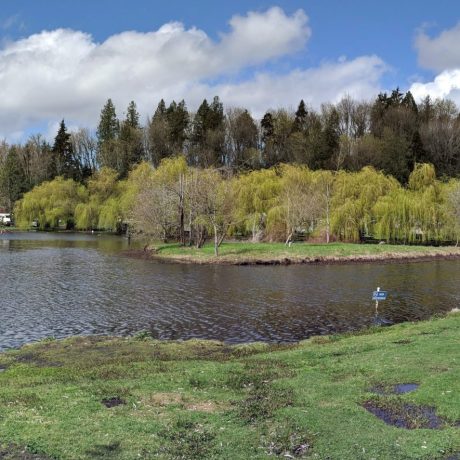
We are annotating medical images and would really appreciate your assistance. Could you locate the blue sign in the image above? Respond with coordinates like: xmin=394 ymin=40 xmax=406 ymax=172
xmin=372 ymin=291 xmax=387 ymax=301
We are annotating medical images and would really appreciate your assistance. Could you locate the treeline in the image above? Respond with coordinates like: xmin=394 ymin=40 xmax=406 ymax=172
xmin=2 ymin=89 xmax=460 ymax=212
xmin=13 ymin=159 xmax=460 ymax=253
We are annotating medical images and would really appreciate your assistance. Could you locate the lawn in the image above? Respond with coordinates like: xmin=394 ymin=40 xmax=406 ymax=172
xmin=151 ymin=241 xmax=460 ymax=264
xmin=0 ymin=312 xmax=458 ymax=459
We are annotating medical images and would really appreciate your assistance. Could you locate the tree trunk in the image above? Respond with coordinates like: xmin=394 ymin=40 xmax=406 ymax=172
xmin=179 ymin=173 xmax=185 ymax=246
xmin=325 ymin=183 xmax=330 ymax=243
xmin=214 ymin=224 xmax=219 ymax=257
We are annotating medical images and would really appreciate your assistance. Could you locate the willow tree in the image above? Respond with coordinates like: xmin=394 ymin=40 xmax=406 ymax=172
xmin=14 ymin=177 xmax=87 ymax=229
xmin=313 ymin=170 xmax=335 ymax=242
xmin=188 ymin=168 xmax=235 ymax=256
xmin=74 ymin=167 xmax=122 ymax=231
xmin=331 ymin=166 xmax=398 ymax=241
xmin=373 ymin=163 xmax=452 ymax=244
xmin=267 ymin=164 xmax=321 ymax=244
xmin=131 ymin=157 xmax=188 ymax=242
xmin=373 ymin=188 xmax=417 ymax=243
xmin=232 ymin=168 xmax=281 ymax=241
xmin=447 ymin=179 xmax=460 ymax=244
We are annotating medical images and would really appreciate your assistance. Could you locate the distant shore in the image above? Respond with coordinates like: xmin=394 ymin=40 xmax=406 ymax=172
xmin=123 ymin=241 xmax=460 ymax=265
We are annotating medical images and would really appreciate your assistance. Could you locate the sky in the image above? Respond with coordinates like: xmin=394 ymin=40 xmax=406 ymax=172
xmin=0 ymin=0 xmax=459 ymax=141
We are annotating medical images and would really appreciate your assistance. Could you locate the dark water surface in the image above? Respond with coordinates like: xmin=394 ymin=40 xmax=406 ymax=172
xmin=0 ymin=232 xmax=457 ymax=350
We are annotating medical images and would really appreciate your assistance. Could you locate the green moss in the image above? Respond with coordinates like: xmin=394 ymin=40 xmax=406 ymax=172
xmin=0 ymin=314 xmax=458 ymax=459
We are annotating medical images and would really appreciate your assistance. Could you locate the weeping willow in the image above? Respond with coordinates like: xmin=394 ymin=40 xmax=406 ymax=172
xmin=331 ymin=167 xmax=398 ymax=241
xmin=373 ymin=165 xmax=455 ymax=244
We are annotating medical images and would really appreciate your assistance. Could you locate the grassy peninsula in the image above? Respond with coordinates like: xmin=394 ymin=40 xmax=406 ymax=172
xmin=0 ymin=313 xmax=458 ymax=459
xmin=144 ymin=241 xmax=460 ymax=265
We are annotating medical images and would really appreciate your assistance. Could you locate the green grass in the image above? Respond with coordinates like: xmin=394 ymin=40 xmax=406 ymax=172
xmin=152 ymin=241 xmax=460 ymax=264
xmin=0 ymin=313 xmax=458 ymax=459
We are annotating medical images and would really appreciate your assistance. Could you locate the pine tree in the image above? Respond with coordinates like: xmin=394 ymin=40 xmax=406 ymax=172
xmin=118 ymin=101 xmax=144 ymax=177
xmin=0 ymin=146 xmax=27 ymax=209
xmin=52 ymin=120 xmax=79 ymax=180
xmin=125 ymin=100 xmax=140 ymax=129
xmin=97 ymin=99 xmax=119 ymax=147
xmin=166 ymin=99 xmax=189 ymax=153
xmin=96 ymin=99 xmax=120 ymax=171
xmin=293 ymin=100 xmax=308 ymax=132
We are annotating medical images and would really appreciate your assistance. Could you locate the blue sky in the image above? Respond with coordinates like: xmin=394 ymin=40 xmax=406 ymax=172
xmin=0 ymin=1 xmax=459 ymax=140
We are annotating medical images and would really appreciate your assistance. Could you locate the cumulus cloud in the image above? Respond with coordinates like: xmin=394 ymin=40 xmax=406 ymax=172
xmin=410 ymin=69 xmax=460 ymax=106
xmin=0 ymin=6 xmax=386 ymax=140
xmin=205 ymin=55 xmax=387 ymax=116
xmin=415 ymin=22 xmax=460 ymax=71
xmin=410 ymin=22 xmax=460 ymax=106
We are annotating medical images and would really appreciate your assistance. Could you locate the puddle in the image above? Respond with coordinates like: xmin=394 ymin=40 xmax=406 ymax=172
xmin=363 ymin=400 xmax=446 ymax=429
xmin=370 ymin=383 xmax=419 ymax=395
xmin=101 ymin=397 xmax=125 ymax=408
xmin=394 ymin=383 xmax=419 ymax=394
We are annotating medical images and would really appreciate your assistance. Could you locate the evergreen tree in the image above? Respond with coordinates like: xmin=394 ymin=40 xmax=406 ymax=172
xmin=190 ymin=97 xmax=225 ymax=167
xmin=125 ymin=100 xmax=140 ymax=129
xmin=166 ymin=99 xmax=189 ymax=153
xmin=261 ymin=112 xmax=274 ymax=142
xmin=118 ymin=101 xmax=144 ymax=177
xmin=148 ymin=99 xmax=172 ymax=166
xmin=96 ymin=99 xmax=120 ymax=172
xmin=52 ymin=120 xmax=79 ymax=180
xmin=0 ymin=146 xmax=27 ymax=210
xmin=155 ymin=99 xmax=167 ymax=117
xmin=293 ymin=100 xmax=308 ymax=132
xmin=97 ymin=99 xmax=119 ymax=145
xmin=402 ymin=91 xmax=418 ymax=114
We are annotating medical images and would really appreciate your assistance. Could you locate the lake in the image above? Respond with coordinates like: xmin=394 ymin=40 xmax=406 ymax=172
xmin=0 ymin=232 xmax=457 ymax=350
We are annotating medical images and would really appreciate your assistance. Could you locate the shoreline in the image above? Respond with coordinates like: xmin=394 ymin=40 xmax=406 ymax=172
xmin=123 ymin=246 xmax=460 ymax=266
xmin=0 ymin=312 xmax=458 ymax=459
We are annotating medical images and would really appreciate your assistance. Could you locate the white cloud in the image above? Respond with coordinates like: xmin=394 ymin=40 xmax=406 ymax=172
xmin=410 ymin=69 xmax=460 ymax=106
xmin=410 ymin=22 xmax=460 ymax=107
xmin=0 ymin=7 xmax=387 ymax=141
xmin=206 ymin=56 xmax=387 ymax=117
xmin=415 ymin=22 xmax=460 ymax=71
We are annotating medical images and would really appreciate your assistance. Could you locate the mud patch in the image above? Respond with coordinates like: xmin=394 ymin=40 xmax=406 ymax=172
xmin=101 ymin=397 xmax=125 ymax=408
xmin=266 ymin=432 xmax=311 ymax=458
xmin=445 ymin=453 xmax=460 ymax=460
xmin=370 ymin=383 xmax=419 ymax=395
xmin=0 ymin=443 xmax=52 ymax=459
xmin=14 ymin=352 xmax=61 ymax=368
xmin=363 ymin=399 xmax=447 ymax=429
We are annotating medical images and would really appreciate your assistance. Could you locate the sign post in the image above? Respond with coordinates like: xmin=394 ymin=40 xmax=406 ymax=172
xmin=372 ymin=287 xmax=388 ymax=314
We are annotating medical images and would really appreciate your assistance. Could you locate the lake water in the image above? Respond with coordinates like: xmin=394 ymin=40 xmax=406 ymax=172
xmin=0 ymin=232 xmax=457 ymax=350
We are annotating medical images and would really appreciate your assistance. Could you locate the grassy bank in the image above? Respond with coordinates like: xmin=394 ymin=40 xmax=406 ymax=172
xmin=146 ymin=241 xmax=460 ymax=265
xmin=0 ymin=314 xmax=458 ymax=459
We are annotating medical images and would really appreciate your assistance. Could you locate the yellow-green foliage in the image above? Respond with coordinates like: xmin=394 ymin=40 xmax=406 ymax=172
xmin=14 ymin=177 xmax=87 ymax=229
xmin=75 ymin=167 xmax=120 ymax=230
xmin=373 ymin=165 xmax=454 ymax=243
xmin=232 ymin=168 xmax=281 ymax=236
xmin=331 ymin=167 xmax=398 ymax=241
xmin=13 ymin=162 xmax=460 ymax=243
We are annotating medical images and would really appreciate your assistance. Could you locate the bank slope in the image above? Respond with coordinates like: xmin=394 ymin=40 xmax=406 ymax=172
xmin=135 ymin=242 xmax=460 ymax=265
xmin=0 ymin=313 xmax=458 ymax=459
